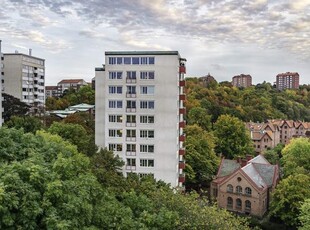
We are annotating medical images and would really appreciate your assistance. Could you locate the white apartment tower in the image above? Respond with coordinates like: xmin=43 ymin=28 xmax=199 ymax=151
xmin=0 ymin=40 xmax=3 ymax=126
xmin=3 ymin=51 xmax=45 ymax=113
xmin=95 ymin=51 xmax=186 ymax=188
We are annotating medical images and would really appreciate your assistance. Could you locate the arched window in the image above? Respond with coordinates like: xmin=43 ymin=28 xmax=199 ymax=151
xmin=227 ymin=184 xmax=233 ymax=193
xmin=236 ymin=185 xmax=242 ymax=194
xmin=245 ymin=200 xmax=251 ymax=211
xmin=245 ymin=187 xmax=252 ymax=196
xmin=236 ymin=198 xmax=242 ymax=210
xmin=227 ymin=197 xmax=233 ymax=208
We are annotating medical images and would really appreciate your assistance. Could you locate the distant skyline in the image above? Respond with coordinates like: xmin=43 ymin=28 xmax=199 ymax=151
xmin=0 ymin=0 xmax=309 ymax=85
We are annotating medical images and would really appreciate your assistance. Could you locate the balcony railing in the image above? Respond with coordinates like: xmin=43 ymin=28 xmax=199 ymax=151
xmin=126 ymin=151 xmax=136 ymax=156
xmin=179 ymin=121 xmax=186 ymax=128
xmin=179 ymin=108 xmax=186 ymax=115
xmin=179 ymin=161 xmax=185 ymax=169
xmin=179 ymin=80 xmax=185 ymax=87
xmin=126 ymin=108 xmax=136 ymax=113
xmin=179 ymin=135 xmax=186 ymax=142
xmin=126 ymin=137 xmax=136 ymax=142
xmin=126 ymin=93 xmax=136 ymax=98
xmin=179 ymin=94 xmax=186 ymax=101
xmin=126 ymin=165 xmax=136 ymax=171
xmin=179 ymin=149 xmax=185 ymax=155
xmin=126 ymin=78 xmax=137 ymax=83
xmin=126 ymin=122 xmax=136 ymax=127
xmin=179 ymin=174 xmax=185 ymax=183
xmin=179 ymin=66 xmax=186 ymax=74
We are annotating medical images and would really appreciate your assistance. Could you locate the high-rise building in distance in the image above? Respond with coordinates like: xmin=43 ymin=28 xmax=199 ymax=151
xmin=232 ymin=74 xmax=252 ymax=88
xmin=95 ymin=51 xmax=186 ymax=188
xmin=276 ymin=72 xmax=299 ymax=90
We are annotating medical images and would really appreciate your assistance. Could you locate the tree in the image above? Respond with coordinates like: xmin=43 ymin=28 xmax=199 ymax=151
xmin=187 ymin=107 xmax=212 ymax=131
xmin=264 ymin=143 xmax=284 ymax=165
xmin=48 ymin=122 xmax=97 ymax=156
xmin=2 ymin=93 xmax=30 ymax=121
xmin=214 ymin=114 xmax=254 ymax=159
xmin=281 ymin=137 xmax=310 ymax=177
xmin=299 ymin=199 xmax=310 ymax=230
xmin=270 ymin=174 xmax=310 ymax=227
xmin=5 ymin=116 xmax=43 ymax=134
xmin=184 ymin=125 xmax=220 ymax=189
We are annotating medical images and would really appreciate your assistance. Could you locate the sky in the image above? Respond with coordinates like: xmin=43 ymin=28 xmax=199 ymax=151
xmin=0 ymin=0 xmax=309 ymax=85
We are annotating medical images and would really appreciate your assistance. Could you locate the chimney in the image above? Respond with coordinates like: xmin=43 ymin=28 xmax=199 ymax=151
xmin=29 ymin=49 xmax=32 ymax=56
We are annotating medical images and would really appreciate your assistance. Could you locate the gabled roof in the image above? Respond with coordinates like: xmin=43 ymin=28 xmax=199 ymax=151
xmin=248 ymin=154 xmax=270 ymax=164
xmin=45 ymin=86 xmax=58 ymax=90
xmin=58 ymin=79 xmax=86 ymax=84
xmin=251 ymin=131 xmax=273 ymax=141
xmin=217 ymin=159 xmax=240 ymax=178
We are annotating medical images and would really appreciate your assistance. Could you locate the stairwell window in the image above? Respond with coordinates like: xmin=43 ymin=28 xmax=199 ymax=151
xmin=140 ymin=130 xmax=154 ymax=138
xmin=140 ymin=86 xmax=154 ymax=95
xmin=140 ymin=159 xmax=154 ymax=167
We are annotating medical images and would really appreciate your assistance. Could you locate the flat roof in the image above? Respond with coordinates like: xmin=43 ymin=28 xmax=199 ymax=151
xmin=4 ymin=53 xmax=45 ymax=61
xmin=105 ymin=51 xmax=180 ymax=56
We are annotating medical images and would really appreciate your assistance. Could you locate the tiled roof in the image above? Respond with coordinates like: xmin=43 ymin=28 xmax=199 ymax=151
xmin=45 ymin=86 xmax=58 ymax=90
xmin=58 ymin=79 xmax=85 ymax=84
xmin=248 ymin=154 xmax=270 ymax=164
xmin=242 ymin=163 xmax=267 ymax=189
xmin=218 ymin=159 xmax=240 ymax=177
xmin=252 ymin=163 xmax=276 ymax=187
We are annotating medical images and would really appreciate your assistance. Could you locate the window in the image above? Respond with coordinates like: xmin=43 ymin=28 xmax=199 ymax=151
xmin=117 ymin=57 xmax=122 ymax=64
xmin=127 ymin=86 xmax=136 ymax=95
xmin=236 ymin=186 xmax=242 ymax=194
xmin=140 ymin=130 xmax=154 ymax=138
xmin=109 ymin=86 xmax=122 ymax=94
xmin=227 ymin=184 xmax=233 ymax=193
xmin=140 ymin=100 xmax=154 ymax=109
xmin=149 ymin=57 xmax=155 ymax=64
xmin=108 ymin=100 xmax=123 ymax=108
xmin=126 ymin=144 xmax=136 ymax=152
xmin=245 ymin=200 xmax=251 ymax=211
xmin=108 ymin=57 xmax=116 ymax=65
xmin=126 ymin=100 xmax=136 ymax=109
xmin=126 ymin=129 xmax=136 ymax=138
xmin=245 ymin=187 xmax=252 ymax=196
xmin=109 ymin=115 xmax=122 ymax=123
xmin=126 ymin=158 xmax=136 ymax=166
xmin=236 ymin=198 xmax=242 ymax=209
xmin=139 ymin=173 xmax=154 ymax=179
xmin=140 ymin=71 xmax=155 ymax=80
xmin=227 ymin=197 xmax=233 ymax=208
xmin=108 ymin=143 xmax=122 ymax=151
xmin=126 ymin=115 xmax=136 ymax=124
xmin=141 ymin=57 xmax=148 ymax=64
xmin=140 ymin=159 xmax=154 ymax=167
xmin=140 ymin=115 xmax=154 ymax=124
xmin=132 ymin=57 xmax=140 ymax=65
xmin=124 ymin=57 xmax=131 ymax=64
xmin=140 ymin=86 xmax=154 ymax=95
xmin=126 ymin=71 xmax=136 ymax=79
xmin=140 ymin=144 xmax=154 ymax=153
xmin=109 ymin=72 xmax=122 ymax=79
xmin=108 ymin=129 xmax=122 ymax=137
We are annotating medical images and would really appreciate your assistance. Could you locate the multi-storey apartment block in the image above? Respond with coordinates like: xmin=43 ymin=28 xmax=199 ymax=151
xmin=57 ymin=79 xmax=88 ymax=95
xmin=276 ymin=72 xmax=299 ymax=90
xmin=95 ymin=51 xmax=186 ymax=188
xmin=232 ymin=74 xmax=252 ymax=88
xmin=45 ymin=86 xmax=60 ymax=98
xmin=3 ymin=50 xmax=45 ymax=113
xmin=0 ymin=40 xmax=3 ymax=126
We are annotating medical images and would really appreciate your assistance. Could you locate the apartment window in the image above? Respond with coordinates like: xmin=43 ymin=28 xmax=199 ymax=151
xmin=236 ymin=198 xmax=242 ymax=210
xmin=109 ymin=57 xmax=117 ymax=65
xmin=236 ymin=186 xmax=242 ymax=194
xmin=140 ymin=130 xmax=154 ymax=138
xmin=141 ymin=57 xmax=148 ymax=64
xmin=126 ymin=129 xmax=136 ymax=138
xmin=109 ymin=115 xmax=122 ymax=123
xmin=132 ymin=57 xmax=140 ymax=65
xmin=245 ymin=187 xmax=252 ymax=196
xmin=126 ymin=144 xmax=136 ymax=152
xmin=126 ymin=115 xmax=136 ymax=124
xmin=139 ymin=173 xmax=154 ymax=179
xmin=140 ymin=159 xmax=154 ymax=167
xmin=109 ymin=86 xmax=122 ymax=94
xmin=109 ymin=72 xmax=122 ymax=79
xmin=124 ymin=57 xmax=131 ymax=65
xmin=126 ymin=100 xmax=136 ymax=109
xmin=126 ymin=71 xmax=136 ymax=79
xmin=227 ymin=197 xmax=233 ymax=208
xmin=140 ymin=86 xmax=154 ymax=95
xmin=117 ymin=57 xmax=122 ymax=64
xmin=127 ymin=86 xmax=136 ymax=94
xmin=227 ymin=184 xmax=233 ymax=193
xmin=140 ymin=144 xmax=154 ymax=153
xmin=108 ymin=143 xmax=122 ymax=151
xmin=108 ymin=129 xmax=122 ymax=137
xmin=140 ymin=115 xmax=154 ymax=124
xmin=140 ymin=57 xmax=155 ymax=65
xmin=140 ymin=101 xmax=154 ymax=109
xmin=108 ymin=100 xmax=122 ymax=108
xmin=149 ymin=57 xmax=155 ymax=64
xmin=127 ymin=158 xmax=136 ymax=166
xmin=140 ymin=71 xmax=155 ymax=80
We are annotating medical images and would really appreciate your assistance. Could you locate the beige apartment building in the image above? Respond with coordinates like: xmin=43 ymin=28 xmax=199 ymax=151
xmin=232 ymin=74 xmax=252 ymax=88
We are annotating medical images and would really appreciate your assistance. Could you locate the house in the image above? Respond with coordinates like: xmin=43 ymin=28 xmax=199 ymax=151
xmin=211 ymin=155 xmax=280 ymax=218
xmin=57 ymin=79 xmax=88 ymax=95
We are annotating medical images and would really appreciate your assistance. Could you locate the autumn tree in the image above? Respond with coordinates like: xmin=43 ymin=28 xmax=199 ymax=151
xmin=213 ymin=114 xmax=254 ymax=159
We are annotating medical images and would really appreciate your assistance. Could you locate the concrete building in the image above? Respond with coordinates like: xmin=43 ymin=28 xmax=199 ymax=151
xmin=211 ymin=155 xmax=280 ymax=218
xmin=95 ymin=51 xmax=186 ymax=188
xmin=3 ymin=50 xmax=45 ymax=114
xmin=232 ymin=74 xmax=252 ymax=88
xmin=45 ymin=86 xmax=60 ymax=98
xmin=57 ymin=79 xmax=88 ymax=95
xmin=276 ymin=72 xmax=299 ymax=90
xmin=0 ymin=40 xmax=3 ymax=126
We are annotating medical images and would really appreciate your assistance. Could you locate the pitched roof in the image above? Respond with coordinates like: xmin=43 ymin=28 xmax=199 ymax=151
xmin=217 ymin=159 xmax=240 ymax=178
xmin=58 ymin=79 xmax=85 ymax=84
xmin=45 ymin=86 xmax=58 ymax=90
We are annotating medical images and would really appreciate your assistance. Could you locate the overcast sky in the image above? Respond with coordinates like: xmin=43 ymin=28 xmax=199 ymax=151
xmin=1 ymin=0 xmax=309 ymax=85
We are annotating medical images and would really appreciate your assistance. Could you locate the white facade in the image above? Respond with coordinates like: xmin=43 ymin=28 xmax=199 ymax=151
xmin=3 ymin=52 xmax=45 ymax=113
xmin=0 ymin=40 xmax=3 ymax=126
xmin=95 ymin=51 xmax=186 ymax=188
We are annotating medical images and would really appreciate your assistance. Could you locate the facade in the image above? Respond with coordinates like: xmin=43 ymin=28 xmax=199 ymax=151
xmin=57 ymin=79 xmax=88 ymax=95
xmin=3 ymin=51 xmax=45 ymax=113
xmin=45 ymin=86 xmax=59 ymax=98
xmin=200 ymin=73 xmax=217 ymax=87
xmin=0 ymin=40 xmax=3 ymax=126
xmin=95 ymin=51 xmax=186 ymax=188
xmin=232 ymin=74 xmax=252 ymax=88
xmin=276 ymin=72 xmax=299 ymax=90
xmin=211 ymin=155 xmax=280 ymax=218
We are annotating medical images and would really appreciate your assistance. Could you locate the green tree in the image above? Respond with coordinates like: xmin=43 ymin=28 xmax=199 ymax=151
xmin=264 ymin=143 xmax=284 ymax=165
xmin=184 ymin=125 xmax=219 ymax=188
xmin=48 ymin=122 xmax=97 ymax=156
xmin=5 ymin=116 xmax=43 ymax=134
xmin=2 ymin=93 xmax=30 ymax=121
xmin=270 ymin=174 xmax=310 ymax=227
xmin=299 ymin=199 xmax=310 ymax=230
xmin=281 ymin=137 xmax=310 ymax=177
xmin=187 ymin=107 xmax=212 ymax=131
xmin=214 ymin=114 xmax=254 ymax=159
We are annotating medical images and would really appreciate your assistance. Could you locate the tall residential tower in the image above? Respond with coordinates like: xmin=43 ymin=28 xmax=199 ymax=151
xmin=276 ymin=72 xmax=299 ymax=90
xmin=95 ymin=51 xmax=186 ymax=188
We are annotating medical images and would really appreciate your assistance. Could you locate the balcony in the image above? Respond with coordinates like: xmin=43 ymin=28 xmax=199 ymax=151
xmin=179 ymin=149 xmax=185 ymax=155
xmin=126 ymin=122 xmax=136 ymax=127
xmin=179 ymin=94 xmax=186 ymax=101
xmin=126 ymin=78 xmax=137 ymax=83
xmin=179 ymin=174 xmax=185 ymax=183
xmin=126 ymin=165 xmax=136 ymax=171
xmin=179 ymin=161 xmax=185 ymax=169
xmin=179 ymin=121 xmax=186 ymax=128
xmin=126 ymin=137 xmax=136 ymax=142
xmin=179 ymin=135 xmax=186 ymax=142
xmin=179 ymin=66 xmax=186 ymax=74
xmin=179 ymin=80 xmax=186 ymax=87
xmin=126 ymin=93 xmax=136 ymax=98
xmin=179 ymin=108 xmax=186 ymax=115
xmin=126 ymin=151 xmax=136 ymax=156
xmin=126 ymin=108 xmax=136 ymax=113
